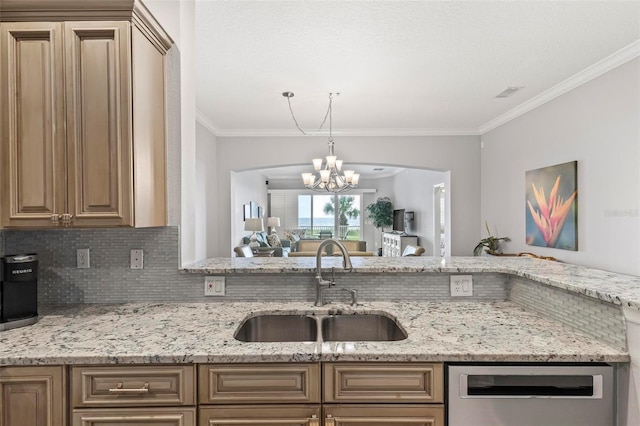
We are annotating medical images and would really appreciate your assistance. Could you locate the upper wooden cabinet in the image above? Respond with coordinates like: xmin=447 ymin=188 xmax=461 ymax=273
xmin=0 ymin=0 xmax=172 ymax=228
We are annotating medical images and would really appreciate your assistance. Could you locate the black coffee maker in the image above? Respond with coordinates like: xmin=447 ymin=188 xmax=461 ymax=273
xmin=0 ymin=254 xmax=38 ymax=331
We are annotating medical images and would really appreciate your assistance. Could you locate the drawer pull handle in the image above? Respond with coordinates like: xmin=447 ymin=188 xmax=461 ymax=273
xmin=325 ymin=414 xmax=335 ymax=426
xmin=308 ymin=414 xmax=320 ymax=426
xmin=108 ymin=382 xmax=150 ymax=394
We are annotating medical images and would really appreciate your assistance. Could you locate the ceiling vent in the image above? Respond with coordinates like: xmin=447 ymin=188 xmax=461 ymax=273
xmin=496 ymin=86 xmax=524 ymax=98
xmin=373 ymin=168 xmax=384 ymax=171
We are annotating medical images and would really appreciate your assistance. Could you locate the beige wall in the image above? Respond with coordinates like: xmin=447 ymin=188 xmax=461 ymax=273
xmin=481 ymin=58 xmax=640 ymax=275
xmin=214 ymin=135 xmax=481 ymax=257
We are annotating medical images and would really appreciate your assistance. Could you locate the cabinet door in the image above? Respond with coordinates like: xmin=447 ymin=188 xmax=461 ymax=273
xmin=0 ymin=22 xmax=67 ymax=227
xmin=324 ymin=363 xmax=444 ymax=403
xmin=0 ymin=366 xmax=66 ymax=426
xmin=323 ymin=405 xmax=444 ymax=426
xmin=72 ymin=407 xmax=195 ymax=426
xmin=71 ymin=365 xmax=195 ymax=408
xmin=198 ymin=363 xmax=320 ymax=404
xmin=199 ymin=405 xmax=321 ymax=426
xmin=64 ymin=21 xmax=133 ymax=227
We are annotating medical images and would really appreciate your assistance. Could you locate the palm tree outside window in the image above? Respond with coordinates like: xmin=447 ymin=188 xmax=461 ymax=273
xmin=297 ymin=194 xmax=361 ymax=240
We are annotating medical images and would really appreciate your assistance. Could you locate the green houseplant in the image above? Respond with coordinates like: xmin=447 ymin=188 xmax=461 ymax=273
xmin=474 ymin=221 xmax=511 ymax=256
xmin=366 ymin=197 xmax=393 ymax=231
xmin=366 ymin=197 xmax=393 ymax=255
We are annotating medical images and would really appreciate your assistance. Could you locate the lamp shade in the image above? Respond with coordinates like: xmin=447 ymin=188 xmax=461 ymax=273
xmin=244 ymin=218 xmax=264 ymax=232
xmin=266 ymin=217 xmax=280 ymax=228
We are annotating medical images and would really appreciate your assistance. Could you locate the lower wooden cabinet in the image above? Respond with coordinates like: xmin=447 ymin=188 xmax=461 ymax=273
xmin=2 ymin=362 xmax=444 ymax=426
xmin=323 ymin=362 xmax=444 ymax=403
xmin=72 ymin=407 xmax=195 ymax=425
xmin=198 ymin=363 xmax=320 ymax=405
xmin=197 ymin=362 xmax=444 ymax=426
xmin=323 ymin=404 xmax=444 ymax=426
xmin=199 ymin=405 xmax=321 ymax=426
xmin=70 ymin=365 xmax=197 ymax=426
xmin=0 ymin=365 xmax=66 ymax=426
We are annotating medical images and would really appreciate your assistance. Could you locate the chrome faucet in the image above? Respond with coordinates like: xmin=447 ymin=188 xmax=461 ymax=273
xmin=315 ymin=238 xmax=353 ymax=306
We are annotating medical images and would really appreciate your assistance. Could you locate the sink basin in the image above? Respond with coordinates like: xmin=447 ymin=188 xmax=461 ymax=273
xmin=234 ymin=314 xmax=318 ymax=342
xmin=321 ymin=313 xmax=407 ymax=342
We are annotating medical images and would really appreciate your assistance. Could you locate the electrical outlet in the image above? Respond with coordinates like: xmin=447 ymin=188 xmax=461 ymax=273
xmin=450 ymin=275 xmax=473 ymax=296
xmin=130 ymin=249 xmax=144 ymax=269
xmin=77 ymin=248 xmax=90 ymax=269
xmin=205 ymin=276 xmax=225 ymax=296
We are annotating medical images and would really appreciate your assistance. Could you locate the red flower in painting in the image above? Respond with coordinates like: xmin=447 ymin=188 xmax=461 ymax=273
xmin=527 ymin=175 xmax=576 ymax=247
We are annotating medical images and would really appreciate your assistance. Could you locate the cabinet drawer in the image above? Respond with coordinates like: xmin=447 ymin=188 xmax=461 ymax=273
xmin=323 ymin=363 xmax=443 ymax=403
xmin=71 ymin=365 xmax=195 ymax=407
xmin=323 ymin=404 xmax=444 ymax=426
xmin=200 ymin=405 xmax=321 ymax=426
xmin=198 ymin=363 xmax=320 ymax=404
xmin=72 ymin=407 xmax=195 ymax=426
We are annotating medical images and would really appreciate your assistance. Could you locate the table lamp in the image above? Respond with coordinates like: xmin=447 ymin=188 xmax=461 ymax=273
xmin=266 ymin=217 xmax=280 ymax=235
xmin=244 ymin=218 xmax=264 ymax=250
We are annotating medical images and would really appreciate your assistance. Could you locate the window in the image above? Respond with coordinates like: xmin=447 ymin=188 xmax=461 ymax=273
xmin=297 ymin=194 xmax=361 ymax=240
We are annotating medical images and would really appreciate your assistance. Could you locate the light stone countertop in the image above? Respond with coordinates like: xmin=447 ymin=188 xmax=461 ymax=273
xmin=0 ymin=301 xmax=628 ymax=366
xmin=184 ymin=256 xmax=640 ymax=310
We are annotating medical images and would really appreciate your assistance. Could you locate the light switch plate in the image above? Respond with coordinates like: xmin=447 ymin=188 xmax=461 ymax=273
xmin=450 ymin=275 xmax=473 ymax=296
xmin=130 ymin=249 xmax=144 ymax=269
xmin=205 ymin=276 xmax=225 ymax=296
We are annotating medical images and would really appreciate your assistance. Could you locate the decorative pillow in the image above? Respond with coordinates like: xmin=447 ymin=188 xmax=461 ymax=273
xmin=284 ymin=228 xmax=306 ymax=242
xmin=267 ymin=234 xmax=282 ymax=248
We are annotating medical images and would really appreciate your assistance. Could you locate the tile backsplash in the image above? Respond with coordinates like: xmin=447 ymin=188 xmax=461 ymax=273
xmin=0 ymin=230 xmax=4 ymax=257
xmin=4 ymin=227 xmax=190 ymax=304
xmin=3 ymin=227 xmax=510 ymax=304
xmin=509 ymin=276 xmax=627 ymax=351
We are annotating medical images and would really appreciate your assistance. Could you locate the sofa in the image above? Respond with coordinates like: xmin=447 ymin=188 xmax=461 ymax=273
xmin=241 ymin=232 xmax=291 ymax=257
xmin=289 ymin=240 xmax=373 ymax=257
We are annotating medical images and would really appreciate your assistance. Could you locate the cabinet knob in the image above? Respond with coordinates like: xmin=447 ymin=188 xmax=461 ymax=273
xmin=307 ymin=414 xmax=320 ymax=426
xmin=50 ymin=214 xmax=61 ymax=223
xmin=325 ymin=414 xmax=335 ymax=426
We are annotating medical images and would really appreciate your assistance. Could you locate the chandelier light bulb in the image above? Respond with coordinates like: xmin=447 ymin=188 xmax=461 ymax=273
xmin=301 ymin=173 xmax=313 ymax=185
xmin=343 ymin=170 xmax=355 ymax=183
xmin=335 ymin=160 xmax=343 ymax=171
xmin=312 ymin=158 xmax=323 ymax=171
xmin=326 ymin=155 xmax=337 ymax=169
xmin=351 ymin=173 xmax=360 ymax=185
xmin=319 ymin=169 xmax=331 ymax=183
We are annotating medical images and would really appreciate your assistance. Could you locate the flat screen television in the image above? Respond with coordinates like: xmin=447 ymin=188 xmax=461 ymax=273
xmin=392 ymin=209 xmax=405 ymax=233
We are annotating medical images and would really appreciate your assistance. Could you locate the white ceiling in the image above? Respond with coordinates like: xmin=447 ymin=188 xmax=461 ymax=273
xmin=195 ymin=1 xmax=640 ymax=136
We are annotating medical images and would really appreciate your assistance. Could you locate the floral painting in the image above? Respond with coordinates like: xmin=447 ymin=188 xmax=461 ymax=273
xmin=526 ymin=161 xmax=577 ymax=250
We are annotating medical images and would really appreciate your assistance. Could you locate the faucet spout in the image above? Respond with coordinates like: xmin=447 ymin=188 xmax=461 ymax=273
xmin=314 ymin=238 xmax=353 ymax=306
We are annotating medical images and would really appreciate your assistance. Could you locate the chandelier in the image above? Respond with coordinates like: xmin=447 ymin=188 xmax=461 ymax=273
xmin=283 ymin=91 xmax=360 ymax=193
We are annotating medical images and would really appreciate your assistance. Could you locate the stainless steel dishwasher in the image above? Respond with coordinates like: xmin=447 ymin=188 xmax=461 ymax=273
xmin=448 ymin=364 xmax=614 ymax=426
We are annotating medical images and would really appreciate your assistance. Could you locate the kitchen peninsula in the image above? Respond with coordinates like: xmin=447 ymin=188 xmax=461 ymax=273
xmin=1 ymin=257 xmax=636 ymax=364
xmin=0 ymin=257 xmax=636 ymax=425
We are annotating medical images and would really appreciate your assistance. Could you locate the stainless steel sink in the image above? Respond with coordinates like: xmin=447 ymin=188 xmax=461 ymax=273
xmin=321 ymin=313 xmax=407 ymax=342
xmin=234 ymin=314 xmax=318 ymax=342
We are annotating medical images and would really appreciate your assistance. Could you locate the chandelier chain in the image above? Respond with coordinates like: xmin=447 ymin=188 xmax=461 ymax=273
xmin=285 ymin=93 xmax=334 ymax=136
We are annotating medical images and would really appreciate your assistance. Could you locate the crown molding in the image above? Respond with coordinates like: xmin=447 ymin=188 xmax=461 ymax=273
xmin=209 ymin=127 xmax=481 ymax=137
xmin=479 ymin=39 xmax=640 ymax=134
xmin=195 ymin=109 xmax=222 ymax=136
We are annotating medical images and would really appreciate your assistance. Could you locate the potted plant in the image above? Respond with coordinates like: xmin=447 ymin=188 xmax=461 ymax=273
xmin=474 ymin=221 xmax=511 ymax=256
xmin=366 ymin=197 xmax=393 ymax=255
